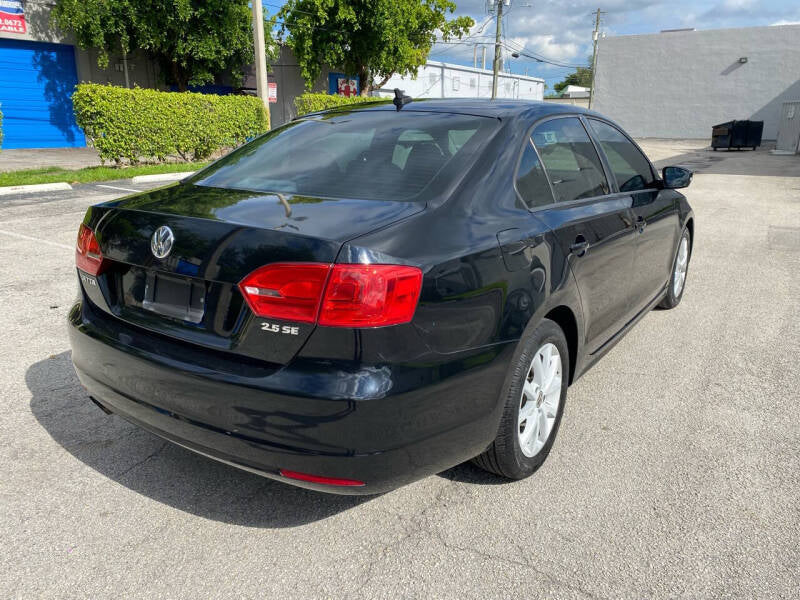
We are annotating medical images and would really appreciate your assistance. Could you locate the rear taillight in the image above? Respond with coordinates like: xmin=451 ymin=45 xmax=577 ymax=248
xmin=238 ymin=263 xmax=422 ymax=328
xmin=319 ymin=264 xmax=422 ymax=327
xmin=75 ymin=224 xmax=107 ymax=276
xmin=238 ymin=263 xmax=331 ymax=323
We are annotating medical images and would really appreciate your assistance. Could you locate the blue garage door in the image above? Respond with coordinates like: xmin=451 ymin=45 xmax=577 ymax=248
xmin=0 ymin=38 xmax=85 ymax=149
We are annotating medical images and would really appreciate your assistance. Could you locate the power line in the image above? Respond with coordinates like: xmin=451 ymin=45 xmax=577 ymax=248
xmin=266 ymin=2 xmax=585 ymax=74
xmin=502 ymin=38 xmax=588 ymax=69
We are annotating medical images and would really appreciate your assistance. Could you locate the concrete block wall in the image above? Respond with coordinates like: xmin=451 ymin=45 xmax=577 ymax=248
xmin=593 ymin=24 xmax=800 ymax=140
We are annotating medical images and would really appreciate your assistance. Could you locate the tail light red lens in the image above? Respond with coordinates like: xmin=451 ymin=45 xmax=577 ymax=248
xmin=75 ymin=224 xmax=107 ymax=276
xmin=319 ymin=264 xmax=423 ymax=327
xmin=279 ymin=469 xmax=365 ymax=487
xmin=238 ymin=263 xmax=331 ymax=323
xmin=238 ymin=263 xmax=422 ymax=328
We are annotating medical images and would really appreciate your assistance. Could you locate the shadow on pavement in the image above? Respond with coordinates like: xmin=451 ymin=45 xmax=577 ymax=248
xmin=652 ymin=145 xmax=799 ymax=178
xmin=27 ymin=351 xmax=373 ymax=528
xmin=436 ymin=461 xmax=510 ymax=485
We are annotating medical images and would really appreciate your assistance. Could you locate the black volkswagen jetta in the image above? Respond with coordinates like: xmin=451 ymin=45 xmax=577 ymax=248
xmin=69 ymin=99 xmax=694 ymax=494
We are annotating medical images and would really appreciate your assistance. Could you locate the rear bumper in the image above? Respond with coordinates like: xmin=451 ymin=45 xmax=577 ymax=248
xmin=68 ymin=298 xmax=513 ymax=494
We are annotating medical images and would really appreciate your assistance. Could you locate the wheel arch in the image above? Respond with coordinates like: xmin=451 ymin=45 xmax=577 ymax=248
xmin=685 ymin=217 xmax=694 ymax=250
xmin=543 ymin=305 xmax=579 ymax=385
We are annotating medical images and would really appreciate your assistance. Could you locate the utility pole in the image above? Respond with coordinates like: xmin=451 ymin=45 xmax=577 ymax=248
xmin=122 ymin=50 xmax=130 ymax=88
xmin=588 ymin=8 xmax=605 ymax=109
xmin=252 ymin=0 xmax=270 ymax=113
xmin=491 ymin=0 xmax=507 ymax=99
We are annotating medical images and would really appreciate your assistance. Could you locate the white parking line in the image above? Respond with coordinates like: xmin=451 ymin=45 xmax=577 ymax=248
xmin=96 ymin=184 xmax=141 ymax=193
xmin=0 ymin=229 xmax=72 ymax=250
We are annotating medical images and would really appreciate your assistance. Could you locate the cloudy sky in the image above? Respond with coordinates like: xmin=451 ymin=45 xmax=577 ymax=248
xmin=431 ymin=0 xmax=800 ymax=90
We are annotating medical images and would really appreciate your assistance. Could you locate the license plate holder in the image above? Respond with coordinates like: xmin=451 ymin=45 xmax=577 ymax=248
xmin=142 ymin=272 xmax=205 ymax=324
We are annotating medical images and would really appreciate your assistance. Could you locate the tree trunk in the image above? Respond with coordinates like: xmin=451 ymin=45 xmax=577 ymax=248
xmin=170 ymin=61 xmax=188 ymax=92
xmin=358 ymin=65 xmax=371 ymax=96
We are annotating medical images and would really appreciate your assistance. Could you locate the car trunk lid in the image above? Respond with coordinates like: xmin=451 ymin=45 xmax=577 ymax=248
xmin=86 ymin=183 xmax=424 ymax=365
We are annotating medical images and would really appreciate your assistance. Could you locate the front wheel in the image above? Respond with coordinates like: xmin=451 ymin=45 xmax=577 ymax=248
xmin=659 ymin=228 xmax=691 ymax=309
xmin=472 ymin=319 xmax=569 ymax=479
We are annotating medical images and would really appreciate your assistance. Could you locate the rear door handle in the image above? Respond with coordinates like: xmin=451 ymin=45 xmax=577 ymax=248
xmin=570 ymin=238 xmax=589 ymax=256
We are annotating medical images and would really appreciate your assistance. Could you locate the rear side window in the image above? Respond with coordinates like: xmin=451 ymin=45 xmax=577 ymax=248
xmin=192 ymin=111 xmax=497 ymax=201
xmin=532 ymin=117 xmax=609 ymax=203
xmin=588 ymin=119 xmax=655 ymax=192
xmin=516 ymin=140 xmax=553 ymax=209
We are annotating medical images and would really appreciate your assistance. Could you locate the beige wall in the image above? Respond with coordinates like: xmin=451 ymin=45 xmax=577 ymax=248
xmin=251 ymin=46 xmax=331 ymax=128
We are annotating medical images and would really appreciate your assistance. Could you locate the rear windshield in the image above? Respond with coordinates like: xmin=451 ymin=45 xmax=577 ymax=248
xmin=192 ymin=110 xmax=498 ymax=201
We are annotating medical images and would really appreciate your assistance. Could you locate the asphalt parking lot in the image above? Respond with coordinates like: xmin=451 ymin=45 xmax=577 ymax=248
xmin=2 ymin=143 xmax=799 ymax=599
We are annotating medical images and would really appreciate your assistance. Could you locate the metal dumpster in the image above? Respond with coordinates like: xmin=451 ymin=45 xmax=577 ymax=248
xmin=711 ymin=120 xmax=763 ymax=150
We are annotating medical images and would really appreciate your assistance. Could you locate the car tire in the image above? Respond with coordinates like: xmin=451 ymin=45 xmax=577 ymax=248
xmin=659 ymin=228 xmax=692 ymax=309
xmin=472 ymin=318 xmax=569 ymax=480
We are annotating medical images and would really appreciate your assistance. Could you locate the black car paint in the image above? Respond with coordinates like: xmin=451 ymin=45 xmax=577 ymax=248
xmin=69 ymin=100 xmax=694 ymax=494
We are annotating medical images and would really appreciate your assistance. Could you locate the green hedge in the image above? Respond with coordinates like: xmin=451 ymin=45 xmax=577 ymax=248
xmin=72 ymin=84 xmax=269 ymax=164
xmin=294 ymin=93 xmax=384 ymax=116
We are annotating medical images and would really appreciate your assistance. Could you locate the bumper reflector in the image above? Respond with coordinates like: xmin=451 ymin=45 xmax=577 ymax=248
xmin=279 ymin=469 xmax=365 ymax=487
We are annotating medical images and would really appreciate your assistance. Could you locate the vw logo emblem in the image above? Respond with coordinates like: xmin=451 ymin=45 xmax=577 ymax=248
xmin=151 ymin=226 xmax=174 ymax=259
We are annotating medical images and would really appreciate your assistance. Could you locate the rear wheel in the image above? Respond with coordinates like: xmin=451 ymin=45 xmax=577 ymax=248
xmin=659 ymin=228 xmax=691 ymax=309
xmin=473 ymin=319 xmax=569 ymax=479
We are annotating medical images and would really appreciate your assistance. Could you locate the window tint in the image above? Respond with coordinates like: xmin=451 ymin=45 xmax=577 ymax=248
xmin=532 ymin=118 xmax=609 ymax=202
xmin=588 ymin=120 xmax=654 ymax=192
xmin=516 ymin=140 xmax=553 ymax=208
xmin=192 ymin=112 xmax=495 ymax=201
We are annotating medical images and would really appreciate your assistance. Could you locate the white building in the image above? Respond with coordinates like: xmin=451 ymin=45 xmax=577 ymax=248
xmin=561 ymin=85 xmax=590 ymax=99
xmin=593 ymin=24 xmax=800 ymax=139
xmin=373 ymin=60 xmax=544 ymax=101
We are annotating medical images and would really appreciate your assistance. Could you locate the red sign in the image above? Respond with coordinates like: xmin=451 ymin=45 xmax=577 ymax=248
xmin=0 ymin=0 xmax=26 ymax=34
xmin=337 ymin=78 xmax=358 ymax=98
xmin=268 ymin=82 xmax=277 ymax=103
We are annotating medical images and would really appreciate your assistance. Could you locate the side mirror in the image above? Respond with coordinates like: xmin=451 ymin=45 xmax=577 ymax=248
xmin=662 ymin=166 xmax=693 ymax=189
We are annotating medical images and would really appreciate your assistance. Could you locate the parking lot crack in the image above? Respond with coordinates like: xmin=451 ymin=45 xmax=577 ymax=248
xmin=113 ymin=441 xmax=169 ymax=479
xmin=429 ymin=528 xmax=606 ymax=600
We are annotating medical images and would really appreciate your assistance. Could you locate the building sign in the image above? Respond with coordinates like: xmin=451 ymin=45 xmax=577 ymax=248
xmin=0 ymin=0 xmax=26 ymax=34
xmin=337 ymin=78 xmax=358 ymax=97
xmin=268 ymin=82 xmax=277 ymax=103
xmin=328 ymin=73 xmax=360 ymax=97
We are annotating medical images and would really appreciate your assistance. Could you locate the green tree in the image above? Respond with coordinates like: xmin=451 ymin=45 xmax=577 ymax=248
xmin=279 ymin=0 xmax=474 ymax=96
xmin=53 ymin=0 xmax=277 ymax=91
xmin=553 ymin=64 xmax=593 ymax=95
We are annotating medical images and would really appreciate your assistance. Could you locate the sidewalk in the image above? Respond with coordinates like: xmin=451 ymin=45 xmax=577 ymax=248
xmin=0 ymin=148 xmax=102 ymax=172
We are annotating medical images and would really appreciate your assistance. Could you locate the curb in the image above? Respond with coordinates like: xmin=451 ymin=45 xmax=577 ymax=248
xmin=131 ymin=171 xmax=196 ymax=184
xmin=0 ymin=182 xmax=73 ymax=196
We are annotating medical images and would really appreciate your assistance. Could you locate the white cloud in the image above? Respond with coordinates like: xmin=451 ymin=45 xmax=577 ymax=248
xmin=432 ymin=0 xmax=800 ymax=85
xmin=770 ymin=19 xmax=800 ymax=25
xmin=506 ymin=34 xmax=581 ymax=63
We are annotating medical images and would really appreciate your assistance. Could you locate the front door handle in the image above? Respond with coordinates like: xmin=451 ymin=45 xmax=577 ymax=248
xmin=570 ymin=237 xmax=589 ymax=256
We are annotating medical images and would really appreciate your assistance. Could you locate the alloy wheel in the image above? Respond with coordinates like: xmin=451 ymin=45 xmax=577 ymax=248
xmin=518 ymin=343 xmax=563 ymax=458
xmin=673 ymin=236 xmax=689 ymax=297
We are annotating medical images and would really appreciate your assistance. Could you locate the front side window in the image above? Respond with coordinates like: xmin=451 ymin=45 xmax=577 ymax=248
xmin=532 ymin=118 xmax=609 ymax=203
xmin=516 ymin=140 xmax=553 ymax=209
xmin=191 ymin=111 xmax=497 ymax=202
xmin=588 ymin=119 xmax=655 ymax=192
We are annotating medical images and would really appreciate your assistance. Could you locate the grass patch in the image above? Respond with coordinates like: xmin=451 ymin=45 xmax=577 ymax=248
xmin=0 ymin=162 xmax=209 ymax=187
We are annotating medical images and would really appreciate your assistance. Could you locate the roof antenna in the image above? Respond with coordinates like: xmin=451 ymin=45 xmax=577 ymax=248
xmin=393 ymin=88 xmax=412 ymax=111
